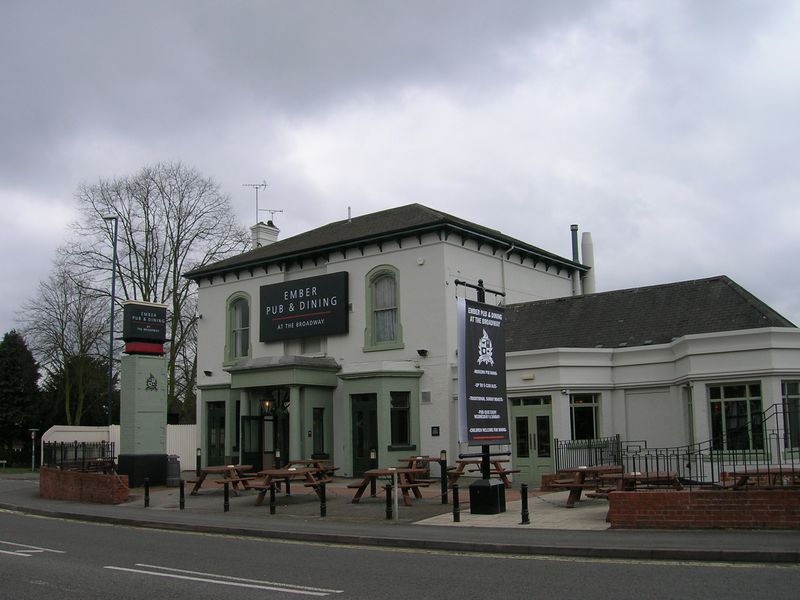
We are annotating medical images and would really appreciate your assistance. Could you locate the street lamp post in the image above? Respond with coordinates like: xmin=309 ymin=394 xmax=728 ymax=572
xmin=103 ymin=215 xmax=119 ymax=429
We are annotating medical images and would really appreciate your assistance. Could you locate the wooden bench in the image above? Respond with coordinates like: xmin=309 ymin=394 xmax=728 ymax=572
xmin=397 ymin=482 xmax=425 ymax=490
xmin=303 ymin=477 xmax=333 ymax=487
xmin=549 ymin=481 xmax=600 ymax=490
xmin=214 ymin=476 xmax=255 ymax=485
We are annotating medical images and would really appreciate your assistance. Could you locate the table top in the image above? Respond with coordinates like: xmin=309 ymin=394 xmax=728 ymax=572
xmin=363 ymin=467 xmax=425 ymax=477
xmin=258 ymin=467 xmax=317 ymax=477
xmin=728 ymin=466 xmax=800 ymax=475
xmin=599 ymin=470 xmax=676 ymax=480
xmin=558 ymin=465 xmax=622 ymax=474
xmin=202 ymin=464 xmax=252 ymax=474
xmin=455 ymin=458 xmax=509 ymax=465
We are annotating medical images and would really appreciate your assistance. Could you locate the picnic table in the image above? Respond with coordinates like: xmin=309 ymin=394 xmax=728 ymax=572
xmin=285 ymin=458 xmax=339 ymax=478
xmin=349 ymin=467 xmax=427 ymax=506
xmin=723 ymin=467 xmax=800 ymax=490
xmin=447 ymin=458 xmax=520 ymax=488
xmin=397 ymin=456 xmax=442 ymax=483
xmin=598 ymin=470 xmax=683 ymax=492
xmin=188 ymin=464 xmax=254 ymax=496
xmin=251 ymin=466 xmax=332 ymax=505
xmin=550 ymin=465 xmax=623 ymax=508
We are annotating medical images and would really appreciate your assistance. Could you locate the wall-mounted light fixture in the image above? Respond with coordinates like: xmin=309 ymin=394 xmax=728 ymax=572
xmin=261 ymin=394 xmax=290 ymax=415
xmin=561 ymin=389 xmax=570 ymax=396
xmin=203 ymin=370 xmax=213 ymax=377
xmin=416 ymin=348 xmax=428 ymax=357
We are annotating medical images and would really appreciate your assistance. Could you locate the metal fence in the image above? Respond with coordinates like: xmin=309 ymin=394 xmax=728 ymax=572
xmin=556 ymin=403 xmax=800 ymax=488
xmin=42 ymin=441 xmax=116 ymax=471
xmin=554 ymin=434 xmax=622 ymax=471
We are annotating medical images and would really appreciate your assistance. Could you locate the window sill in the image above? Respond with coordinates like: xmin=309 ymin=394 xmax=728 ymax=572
xmin=363 ymin=341 xmax=405 ymax=353
xmin=388 ymin=444 xmax=416 ymax=452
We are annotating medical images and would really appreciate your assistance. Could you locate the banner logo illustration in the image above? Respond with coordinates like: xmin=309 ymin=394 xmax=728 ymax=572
xmin=477 ymin=329 xmax=494 ymax=366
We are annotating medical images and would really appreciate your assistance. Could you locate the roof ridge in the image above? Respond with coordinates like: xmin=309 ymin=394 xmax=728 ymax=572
xmin=718 ymin=276 xmax=796 ymax=327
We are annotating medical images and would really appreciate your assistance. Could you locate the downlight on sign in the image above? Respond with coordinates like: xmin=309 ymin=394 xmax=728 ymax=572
xmin=457 ymin=298 xmax=510 ymax=445
xmin=260 ymin=272 xmax=349 ymax=342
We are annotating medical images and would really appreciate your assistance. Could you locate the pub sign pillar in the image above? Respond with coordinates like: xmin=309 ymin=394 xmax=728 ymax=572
xmin=116 ymin=301 xmax=169 ymax=487
xmin=456 ymin=279 xmax=510 ymax=515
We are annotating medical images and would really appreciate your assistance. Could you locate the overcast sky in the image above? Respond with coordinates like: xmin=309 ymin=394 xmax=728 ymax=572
xmin=2 ymin=0 xmax=799 ymax=337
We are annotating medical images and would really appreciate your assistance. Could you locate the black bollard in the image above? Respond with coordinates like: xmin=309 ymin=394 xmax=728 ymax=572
xmin=385 ymin=483 xmax=393 ymax=520
xmin=195 ymin=448 xmax=201 ymax=477
xmin=319 ymin=483 xmax=327 ymax=517
xmin=452 ymin=484 xmax=460 ymax=522
xmin=285 ymin=477 xmax=291 ymax=496
xmin=223 ymin=481 xmax=230 ymax=512
xmin=269 ymin=482 xmax=276 ymax=515
xmin=439 ymin=459 xmax=448 ymax=505
xmin=370 ymin=477 xmax=377 ymax=498
xmin=179 ymin=479 xmax=185 ymax=510
xmin=520 ymin=483 xmax=530 ymax=525
xmin=144 ymin=477 xmax=150 ymax=508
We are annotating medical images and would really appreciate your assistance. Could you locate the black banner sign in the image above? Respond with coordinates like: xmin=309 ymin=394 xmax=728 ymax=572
xmin=260 ymin=272 xmax=349 ymax=342
xmin=457 ymin=298 xmax=510 ymax=445
xmin=122 ymin=302 xmax=168 ymax=343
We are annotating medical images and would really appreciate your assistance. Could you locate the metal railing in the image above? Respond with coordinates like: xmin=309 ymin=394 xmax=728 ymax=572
xmin=554 ymin=434 xmax=622 ymax=470
xmin=556 ymin=404 xmax=800 ymax=488
xmin=42 ymin=441 xmax=116 ymax=471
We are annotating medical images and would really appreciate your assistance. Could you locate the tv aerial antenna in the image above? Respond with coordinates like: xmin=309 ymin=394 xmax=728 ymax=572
xmin=242 ymin=180 xmax=268 ymax=223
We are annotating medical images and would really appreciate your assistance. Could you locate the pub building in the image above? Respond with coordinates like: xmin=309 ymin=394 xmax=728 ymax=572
xmin=185 ymin=204 xmax=800 ymax=484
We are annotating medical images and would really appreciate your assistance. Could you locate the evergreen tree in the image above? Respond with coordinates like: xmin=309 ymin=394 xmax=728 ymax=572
xmin=0 ymin=330 xmax=40 ymax=450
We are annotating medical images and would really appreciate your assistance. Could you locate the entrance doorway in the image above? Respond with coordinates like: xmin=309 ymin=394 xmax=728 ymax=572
xmin=352 ymin=394 xmax=378 ymax=476
xmin=510 ymin=396 xmax=553 ymax=486
xmin=240 ymin=416 xmax=263 ymax=471
xmin=207 ymin=401 xmax=226 ymax=466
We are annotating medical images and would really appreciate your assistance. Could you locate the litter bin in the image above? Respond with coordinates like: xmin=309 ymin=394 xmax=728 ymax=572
xmin=166 ymin=455 xmax=181 ymax=487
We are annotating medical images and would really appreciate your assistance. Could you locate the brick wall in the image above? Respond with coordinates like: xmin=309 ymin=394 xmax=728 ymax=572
xmin=607 ymin=490 xmax=800 ymax=529
xmin=39 ymin=467 xmax=129 ymax=504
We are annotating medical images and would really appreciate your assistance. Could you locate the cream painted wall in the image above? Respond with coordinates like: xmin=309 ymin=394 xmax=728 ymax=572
xmin=194 ymin=229 xmax=576 ymax=467
xmin=507 ymin=327 xmax=800 ymax=449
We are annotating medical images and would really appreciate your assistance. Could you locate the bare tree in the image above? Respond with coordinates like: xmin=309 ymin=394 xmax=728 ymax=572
xmin=65 ymin=162 xmax=249 ymax=420
xmin=19 ymin=263 xmax=107 ymax=425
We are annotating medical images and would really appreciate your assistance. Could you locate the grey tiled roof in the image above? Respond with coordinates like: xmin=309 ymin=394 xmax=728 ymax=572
xmin=185 ymin=203 xmax=582 ymax=280
xmin=505 ymin=276 xmax=795 ymax=352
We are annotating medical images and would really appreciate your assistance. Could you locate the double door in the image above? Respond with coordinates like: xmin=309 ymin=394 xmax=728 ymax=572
xmin=510 ymin=397 xmax=553 ymax=486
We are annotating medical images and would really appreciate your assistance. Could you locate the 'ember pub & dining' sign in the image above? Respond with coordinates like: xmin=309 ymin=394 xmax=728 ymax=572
xmin=260 ymin=272 xmax=349 ymax=342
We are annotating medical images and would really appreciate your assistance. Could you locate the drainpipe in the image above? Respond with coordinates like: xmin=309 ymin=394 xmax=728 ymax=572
xmin=570 ymin=225 xmax=582 ymax=296
xmin=570 ymin=224 xmax=579 ymax=262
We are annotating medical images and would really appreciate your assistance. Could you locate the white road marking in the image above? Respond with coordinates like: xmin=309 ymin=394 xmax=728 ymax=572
xmin=0 ymin=549 xmax=32 ymax=557
xmin=0 ymin=540 xmax=65 ymax=557
xmin=105 ymin=564 xmax=344 ymax=596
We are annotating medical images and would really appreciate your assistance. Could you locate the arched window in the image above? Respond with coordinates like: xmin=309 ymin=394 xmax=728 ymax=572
xmin=227 ymin=294 xmax=250 ymax=361
xmin=364 ymin=266 xmax=403 ymax=351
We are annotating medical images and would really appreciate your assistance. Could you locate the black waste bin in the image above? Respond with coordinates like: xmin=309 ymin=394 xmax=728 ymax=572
xmin=469 ymin=478 xmax=506 ymax=514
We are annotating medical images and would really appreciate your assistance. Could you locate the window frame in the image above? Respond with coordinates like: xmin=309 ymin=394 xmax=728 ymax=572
xmin=363 ymin=265 xmax=404 ymax=351
xmin=781 ymin=380 xmax=800 ymax=450
xmin=225 ymin=292 xmax=251 ymax=364
xmin=389 ymin=391 xmax=411 ymax=448
xmin=708 ymin=382 xmax=764 ymax=452
xmin=570 ymin=393 xmax=599 ymax=440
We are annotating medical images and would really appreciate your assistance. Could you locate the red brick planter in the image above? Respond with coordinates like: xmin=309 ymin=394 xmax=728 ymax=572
xmin=607 ymin=489 xmax=800 ymax=529
xmin=39 ymin=466 xmax=129 ymax=505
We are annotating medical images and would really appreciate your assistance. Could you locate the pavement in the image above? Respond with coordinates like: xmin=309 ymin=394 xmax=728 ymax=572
xmin=1 ymin=471 xmax=799 ymax=564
